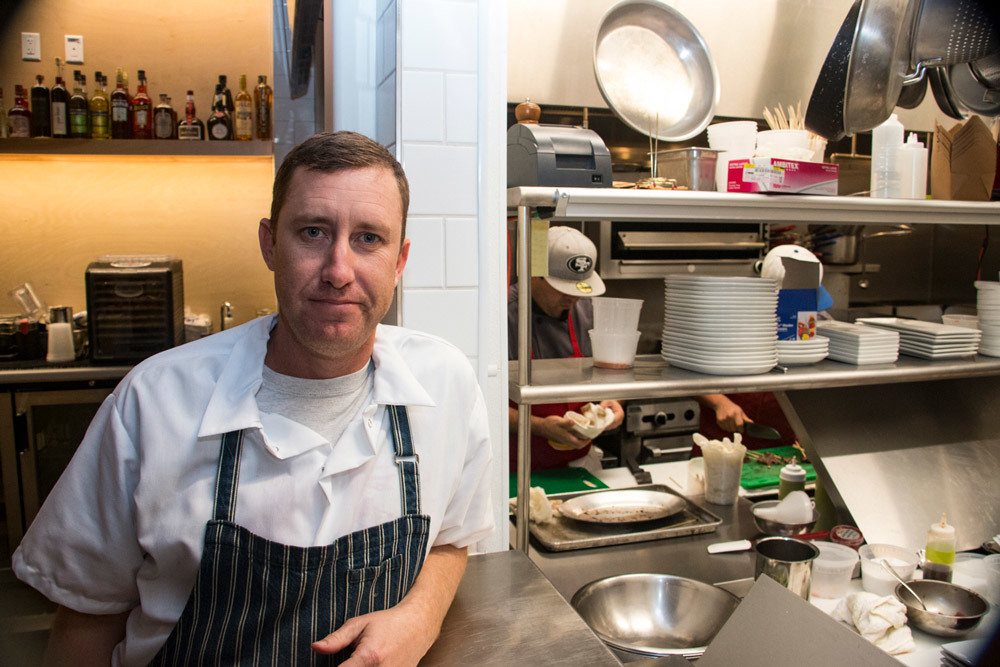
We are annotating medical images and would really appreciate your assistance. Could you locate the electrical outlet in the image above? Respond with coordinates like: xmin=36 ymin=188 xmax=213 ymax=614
xmin=65 ymin=34 xmax=84 ymax=64
xmin=21 ymin=32 xmax=41 ymax=61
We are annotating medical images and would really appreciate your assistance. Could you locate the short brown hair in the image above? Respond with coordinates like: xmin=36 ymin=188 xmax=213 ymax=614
xmin=269 ymin=131 xmax=410 ymax=239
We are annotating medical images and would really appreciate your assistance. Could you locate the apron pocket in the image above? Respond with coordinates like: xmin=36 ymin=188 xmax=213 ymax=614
xmin=345 ymin=553 xmax=407 ymax=617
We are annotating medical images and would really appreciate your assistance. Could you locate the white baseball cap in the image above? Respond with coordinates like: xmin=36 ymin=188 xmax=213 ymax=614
xmin=544 ymin=226 xmax=606 ymax=297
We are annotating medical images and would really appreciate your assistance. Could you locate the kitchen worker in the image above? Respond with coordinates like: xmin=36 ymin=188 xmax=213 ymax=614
xmin=507 ymin=225 xmax=624 ymax=472
xmin=694 ymin=392 xmax=799 ymax=454
xmin=13 ymin=131 xmax=493 ymax=666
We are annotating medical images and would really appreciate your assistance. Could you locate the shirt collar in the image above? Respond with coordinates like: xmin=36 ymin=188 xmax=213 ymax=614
xmin=197 ymin=318 xmax=436 ymax=440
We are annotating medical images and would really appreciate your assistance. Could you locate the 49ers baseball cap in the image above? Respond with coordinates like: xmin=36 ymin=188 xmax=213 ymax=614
xmin=544 ymin=226 xmax=606 ymax=297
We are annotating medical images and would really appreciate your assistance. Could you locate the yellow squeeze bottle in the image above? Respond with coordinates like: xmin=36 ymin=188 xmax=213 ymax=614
xmin=923 ymin=513 xmax=955 ymax=582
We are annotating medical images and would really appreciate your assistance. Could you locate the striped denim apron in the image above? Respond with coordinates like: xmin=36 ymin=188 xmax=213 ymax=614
xmin=152 ymin=405 xmax=430 ymax=666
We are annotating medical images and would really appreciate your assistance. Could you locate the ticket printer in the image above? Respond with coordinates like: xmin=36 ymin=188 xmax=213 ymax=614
xmin=507 ymin=123 xmax=612 ymax=188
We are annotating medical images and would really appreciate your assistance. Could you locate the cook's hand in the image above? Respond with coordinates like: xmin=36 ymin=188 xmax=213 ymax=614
xmin=537 ymin=415 xmax=591 ymax=450
xmin=312 ymin=604 xmax=428 ymax=666
xmin=713 ymin=397 xmax=752 ymax=433
xmin=599 ymin=400 xmax=625 ymax=430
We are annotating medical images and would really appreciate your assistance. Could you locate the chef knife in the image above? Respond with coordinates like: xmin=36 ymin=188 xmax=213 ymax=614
xmin=742 ymin=422 xmax=781 ymax=440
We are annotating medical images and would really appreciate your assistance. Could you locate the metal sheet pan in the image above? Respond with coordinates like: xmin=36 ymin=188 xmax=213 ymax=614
xmin=560 ymin=488 xmax=686 ymax=524
xmin=527 ymin=484 xmax=722 ymax=552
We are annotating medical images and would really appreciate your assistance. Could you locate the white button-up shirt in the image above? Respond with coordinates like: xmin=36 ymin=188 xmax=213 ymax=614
xmin=13 ymin=316 xmax=494 ymax=666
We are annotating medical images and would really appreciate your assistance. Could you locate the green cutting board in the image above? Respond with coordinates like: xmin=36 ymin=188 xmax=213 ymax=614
xmin=508 ymin=467 xmax=608 ymax=498
xmin=741 ymin=446 xmax=816 ymax=490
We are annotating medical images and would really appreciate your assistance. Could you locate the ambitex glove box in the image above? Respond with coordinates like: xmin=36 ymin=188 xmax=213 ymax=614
xmin=85 ymin=256 xmax=185 ymax=363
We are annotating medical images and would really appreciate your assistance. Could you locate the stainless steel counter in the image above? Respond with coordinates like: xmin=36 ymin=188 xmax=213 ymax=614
xmin=423 ymin=550 xmax=619 ymax=665
xmin=524 ymin=495 xmax=758 ymax=603
xmin=0 ymin=363 xmax=131 ymax=387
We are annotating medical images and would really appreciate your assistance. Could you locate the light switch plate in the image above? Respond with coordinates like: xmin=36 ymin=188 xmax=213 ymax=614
xmin=21 ymin=32 xmax=41 ymax=61
xmin=64 ymin=34 xmax=84 ymax=64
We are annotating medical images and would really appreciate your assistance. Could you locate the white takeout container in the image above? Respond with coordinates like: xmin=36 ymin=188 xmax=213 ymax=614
xmin=811 ymin=541 xmax=860 ymax=599
xmin=858 ymin=543 xmax=919 ymax=596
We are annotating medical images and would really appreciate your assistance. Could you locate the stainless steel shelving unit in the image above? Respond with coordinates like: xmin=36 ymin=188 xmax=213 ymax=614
xmin=509 ymin=187 xmax=1000 ymax=551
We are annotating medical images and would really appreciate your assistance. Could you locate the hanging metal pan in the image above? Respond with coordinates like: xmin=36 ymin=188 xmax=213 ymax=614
xmin=593 ymin=0 xmax=719 ymax=141
xmin=896 ymin=76 xmax=929 ymax=108
xmin=929 ymin=67 xmax=969 ymax=119
xmin=842 ymin=0 xmax=920 ymax=136
xmin=806 ymin=0 xmax=863 ymax=140
xmin=947 ymin=53 xmax=1000 ymax=116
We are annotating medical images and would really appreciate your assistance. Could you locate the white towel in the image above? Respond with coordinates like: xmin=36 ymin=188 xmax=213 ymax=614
xmin=832 ymin=591 xmax=915 ymax=655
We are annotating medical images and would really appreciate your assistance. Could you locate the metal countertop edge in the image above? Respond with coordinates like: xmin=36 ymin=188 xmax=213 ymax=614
xmin=0 ymin=366 xmax=132 ymax=386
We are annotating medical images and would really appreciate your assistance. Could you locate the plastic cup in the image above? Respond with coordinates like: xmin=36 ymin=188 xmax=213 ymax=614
xmin=592 ymin=297 xmax=643 ymax=333
xmin=811 ymin=541 xmax=860 ymax=599
xmin=707 ymin=121 xmax=758 ymax=150
xmin=701 ymin=441 xmax=746 ymax=505
xmin=589 ymin=329 xmax=641 ymax=369
xmin=858 ymin=543 xmax=919 ymax=596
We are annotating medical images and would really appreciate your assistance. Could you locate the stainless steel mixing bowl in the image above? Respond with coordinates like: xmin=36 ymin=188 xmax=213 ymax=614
xmin=571 ymin=573 xmax=739 ymax=658
xmin=751 ymin=500 xmax=820 ymax=536
xmin=894 ymin=579 xmax=990 ymax=637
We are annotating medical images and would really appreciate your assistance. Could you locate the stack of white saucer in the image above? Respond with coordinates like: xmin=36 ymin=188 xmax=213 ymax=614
xmin=776 ymin=336 xmax=829 ymax=366
xmin=661 ymin=275 xmax=778 ymax=375
xmin=975 ymin=281 xmax=1000 ymax=357
xmin=816 ymin=321 xmax=899 ymax=365
xmin=857 ymin=317 xmax=980 ymax=359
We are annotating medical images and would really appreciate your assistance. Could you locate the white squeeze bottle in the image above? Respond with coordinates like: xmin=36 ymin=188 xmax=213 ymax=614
xmin=870 ymin=113 xmax=904 ymax=198
xmin=896 ymin=133 xmax=928 ymax=199
xmin=923 ymin=513 xmax=956 ymax=582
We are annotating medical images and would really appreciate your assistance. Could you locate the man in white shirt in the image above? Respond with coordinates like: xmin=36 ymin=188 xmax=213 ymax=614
xmin=13 ymin=132 xmax=494 ymax=666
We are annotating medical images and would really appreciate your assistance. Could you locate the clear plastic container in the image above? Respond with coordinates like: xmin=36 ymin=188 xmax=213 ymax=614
xmin=811 ymin=541 xmax=859 ymax=599
xmin=858 ymin=543 xmax=919 ymax=596
xmin=870 ymin=113 xmax=903 ymax=198
xmin=591 ymin=297 xmax=643 ymax=333
xmin=588 ymin=329 xmax=641 ymax=369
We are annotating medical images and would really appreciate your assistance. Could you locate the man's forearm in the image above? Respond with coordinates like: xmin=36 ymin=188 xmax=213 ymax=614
xmin=44 ymin=605 xmax=130 ymax=666
xmin=397 ymin=544 xmax=468 ymax=636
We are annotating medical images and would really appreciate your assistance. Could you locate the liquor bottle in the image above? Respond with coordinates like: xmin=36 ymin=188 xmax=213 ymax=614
xmin=153 ymin=93 xmax=175 ymax=139
xmin=8 ymin=85 xmax=32 ymax=138
xmin=68 ymin=72 xmax=89 ymax=138
xmin=131 ymin=69 xmax=152 ymax=139
xmin=110 ymin=68 xmax=131 ymax=139
xmin=254 ymin=75 xmax=272 ymax=140
xmin=176 ymin=90 xmax=205 ymax=140
xmin=207 ymin=85 xmax=233 ymax=140
xmin=30 ymin=75 xmax=51 ymax=137
xmin=0 ymin=88 xmax=8 ymax=139
xmin=218 ymin=74 xmax=234 ymax=114
xmin=51 ymin=75 xmax=69 ymax=138
xmin=234 ymin=74 xmax=253 ymax=141
xmin=89 ymin=72 xmax=110 ymax=139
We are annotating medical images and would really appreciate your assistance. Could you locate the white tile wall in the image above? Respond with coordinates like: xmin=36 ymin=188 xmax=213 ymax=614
xmin=399 ymin=1 xmax=478 ymax=72
xmin=445 ymin=217 xmax=478 ymax=287
xmin=401 ymin=289 xmax=479 ymax=355
xmin=401 ymin=71 xmax=445 ymax=141
xmin=404 ymin=144 xmax=478 ymax=216
xmin=376 ymin=72 xmax=396 ymax=147
xmin=445 ymin=73 xmax=477 ymax=143
xmin=403 ymin=217 xmax=445 ymax=288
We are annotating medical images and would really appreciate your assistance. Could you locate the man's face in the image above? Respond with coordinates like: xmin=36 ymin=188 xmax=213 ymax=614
xmin=531 ymin=277 xmax=580 ymax=318
xmin=259 ymin=166 xmax=409 ymax=376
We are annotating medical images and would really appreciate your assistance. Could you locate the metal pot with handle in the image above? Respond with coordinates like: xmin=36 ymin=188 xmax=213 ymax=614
xmin=809 ymin=224 xmax=913 ymax=265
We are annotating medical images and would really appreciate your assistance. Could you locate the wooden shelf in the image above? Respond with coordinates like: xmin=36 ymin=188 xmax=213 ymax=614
xmin=0 ymin=138 xmax=273 ymax=157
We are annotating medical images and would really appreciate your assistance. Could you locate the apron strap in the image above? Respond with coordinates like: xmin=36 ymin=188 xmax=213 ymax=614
xmin=567 ymin=309 xmax=583 ymax=358
xmin=213 ymin=430 xmax=244 ymax=522
xmin=386 ymin=405 xmax=421 ymax=517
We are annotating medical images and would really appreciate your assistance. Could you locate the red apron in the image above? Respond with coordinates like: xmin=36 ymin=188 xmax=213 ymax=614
xmin=509 ymin=311 xmax=590 ymax=471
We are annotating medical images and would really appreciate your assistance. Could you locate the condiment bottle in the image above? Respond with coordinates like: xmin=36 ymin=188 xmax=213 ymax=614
xmin=870 ymin=113 xmax=903 ymax=198
xmin=777 ymin=458 xmax=806 ymax=499
xmin=895 ymin=132 xmax=928 ymax=199
xmin=923 ymin=513 xmax=956 ymax=582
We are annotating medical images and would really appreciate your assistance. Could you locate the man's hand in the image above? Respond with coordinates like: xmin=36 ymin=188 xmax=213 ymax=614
xmin=312 ymin=544 xmax=467 ymax=666
xmin=705 ymin=394 xmax=752 ymax=433
xmin=536 ymin=415 xmax=592 ymax=450
xmin=598 ymin=400 xmax=625 ymax=430
xmin=311 ymin=604 xmax=429 ymax=666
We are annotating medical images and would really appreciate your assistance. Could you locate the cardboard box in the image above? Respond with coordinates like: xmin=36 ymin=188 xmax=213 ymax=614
xmin=728 ymin=158 xmax=840 ymax=195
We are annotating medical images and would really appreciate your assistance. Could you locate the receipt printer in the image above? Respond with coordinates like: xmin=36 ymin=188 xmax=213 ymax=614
xmin=507 ymin=123 xmax=612 ymax=188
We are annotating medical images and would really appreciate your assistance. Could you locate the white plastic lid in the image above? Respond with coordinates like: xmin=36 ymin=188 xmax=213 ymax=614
xmin=813 ymin=541 xmax=860 ymax=572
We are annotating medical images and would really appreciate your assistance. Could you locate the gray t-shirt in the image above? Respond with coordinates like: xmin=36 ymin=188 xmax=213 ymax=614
xmin=256 ymin=361 xmax=374 ymax=447
xmin=507 ymin=284 xmax=594 ymax=360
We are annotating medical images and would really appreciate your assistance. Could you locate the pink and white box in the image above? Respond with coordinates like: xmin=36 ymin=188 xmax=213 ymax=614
xmin=727 ymin=158 xmax=840 ymax=195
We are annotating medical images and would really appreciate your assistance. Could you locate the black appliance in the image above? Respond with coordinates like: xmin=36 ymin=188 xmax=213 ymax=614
xmin=85 ymin=256 xmax=184 ymax=363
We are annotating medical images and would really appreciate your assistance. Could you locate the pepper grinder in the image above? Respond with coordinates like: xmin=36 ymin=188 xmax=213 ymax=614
xmin=46 ymin=306 xmax=76 ymax=363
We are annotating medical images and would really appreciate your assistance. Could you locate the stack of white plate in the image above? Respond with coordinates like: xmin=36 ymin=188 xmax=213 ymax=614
xmin=776 ymin=336 xmax=829 ymax=366
xmin=975 ymin=281 xmax=1000 ymax=357
xmin=661 ymin=275 xmax=778 ymax=375
xmin=856 ymin=317 xmax=980 ymax=359
xmin=816 ymin=321 xmax=900 ymax=365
